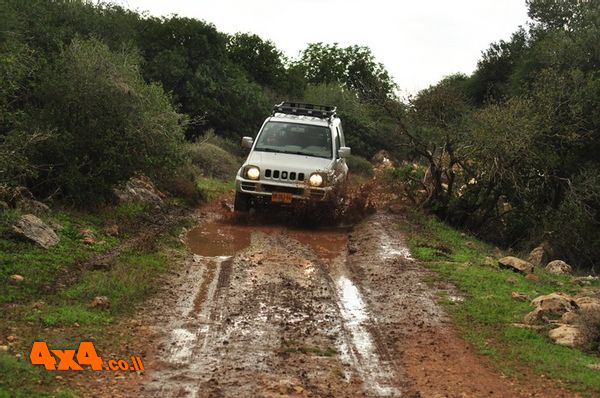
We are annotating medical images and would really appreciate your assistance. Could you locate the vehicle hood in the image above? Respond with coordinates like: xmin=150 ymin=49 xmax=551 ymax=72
xmin=246 ymin=151 xmax=334 ymax=174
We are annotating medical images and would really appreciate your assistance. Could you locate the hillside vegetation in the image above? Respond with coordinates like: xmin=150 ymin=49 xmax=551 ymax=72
xmin=1 ymin=0 xmax=599 ymax=271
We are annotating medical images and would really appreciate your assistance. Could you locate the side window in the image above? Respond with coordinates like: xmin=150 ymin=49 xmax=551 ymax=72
xmin=335 ymin=127 xmax=341 ymax=157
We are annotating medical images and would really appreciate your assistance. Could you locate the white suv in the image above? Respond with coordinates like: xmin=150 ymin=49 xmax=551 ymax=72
xmin=234 ymin=102 xmax=351 ymax=211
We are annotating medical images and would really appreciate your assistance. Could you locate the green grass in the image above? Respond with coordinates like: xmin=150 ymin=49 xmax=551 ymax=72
xmin=0 ymin=204 xmax=187 ymax=396
xmin=197 ymin=176 xmax=234 ymax=201
xmin=112 ymin=201 xmax=148 ymax=223
xmin=0 ymin=353 xmax=76 ymax=398
xmin=24 ymin=304 xmax=112 ymax=326
xmin=400 ymin=210 xmax=600 ymax=394
xmin=0 ymin=210 xmax=118 ymax=304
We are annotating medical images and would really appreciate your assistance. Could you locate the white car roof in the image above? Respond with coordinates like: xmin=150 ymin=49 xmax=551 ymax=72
xmin=269 ymin=113 xmax=332 ymax=127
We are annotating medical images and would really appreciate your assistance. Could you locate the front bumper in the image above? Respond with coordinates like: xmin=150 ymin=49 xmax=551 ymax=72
xmin=235 ymin=176 xmax=332 ymax=202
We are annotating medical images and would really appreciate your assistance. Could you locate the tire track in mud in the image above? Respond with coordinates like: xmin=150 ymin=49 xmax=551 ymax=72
xmin=307 ymin=225 xmax=406 ymax=397
xmin=144 ymin=214 xmax=415 ymax=397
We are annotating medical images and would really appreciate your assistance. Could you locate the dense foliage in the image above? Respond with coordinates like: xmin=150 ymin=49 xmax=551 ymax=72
xmin=0 ymin=0 xmax=396 ymax=205
xmin=395 ymin=0 xmax=600 ymax=269
xmin=2 ymin=0 xmax=597 ymax=268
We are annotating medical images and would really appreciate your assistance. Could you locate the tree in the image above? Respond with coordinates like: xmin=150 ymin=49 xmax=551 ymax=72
xmin=227 ymin=33 xmax=287 ymax=91
xmin=399 ymin=75 xmax=472 ymax=216
xmin=296 ymin=43 xmax=396 ymax=100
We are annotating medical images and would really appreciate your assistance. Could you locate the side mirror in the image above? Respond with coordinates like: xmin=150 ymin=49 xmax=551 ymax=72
xmin=338 ymin=147 xmax=351 ymax=158
xmin=241 ymin=136 xmax=253 ymax=149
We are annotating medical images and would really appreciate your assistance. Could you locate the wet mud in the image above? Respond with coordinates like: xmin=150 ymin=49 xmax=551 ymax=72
xmin=96 ymin=202 xmax=577 ymax=398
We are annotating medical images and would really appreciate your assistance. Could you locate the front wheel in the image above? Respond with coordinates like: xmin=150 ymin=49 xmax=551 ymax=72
xmin=234 ymin=192 xmax=250 ymax=212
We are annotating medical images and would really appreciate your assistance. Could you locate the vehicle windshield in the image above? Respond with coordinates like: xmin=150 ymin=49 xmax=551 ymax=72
xmin=254 ymin=121 xmax=333 ymax=159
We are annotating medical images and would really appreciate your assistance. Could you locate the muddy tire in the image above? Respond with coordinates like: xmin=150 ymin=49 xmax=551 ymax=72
xmin=234 ymin=192 xmax=250 ymax=212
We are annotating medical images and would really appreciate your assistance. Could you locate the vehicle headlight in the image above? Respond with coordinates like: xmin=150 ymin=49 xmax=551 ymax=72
xmin=309 ymin=173 xmax=323 ymax=187
xmin=245 ymin=166 xmax=260 ymax=180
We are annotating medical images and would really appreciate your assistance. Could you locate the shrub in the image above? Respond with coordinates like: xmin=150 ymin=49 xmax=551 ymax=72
xmin=187 ymin=140 xmax=240 ymax=180
xmin=577 ymin=308 xmax=600 ymax=353
xmin=383 ymin=164 xmax=426 ymax=205
xmin=30 ymin=37 xmax=186 ymax=205
xmin=158 ymin=163 xmax=203 ymax=205
xmin=346 ymin=155 xmax=374 ymax=177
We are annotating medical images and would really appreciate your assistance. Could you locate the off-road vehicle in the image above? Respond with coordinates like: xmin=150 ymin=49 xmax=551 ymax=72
xmin=234 ymin=102 xmax=351 ymax=211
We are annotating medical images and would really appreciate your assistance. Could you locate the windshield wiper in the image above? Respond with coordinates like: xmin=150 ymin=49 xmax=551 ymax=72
xmin=284 ymin=151 xmax=329 ymax=158
xmin=254 ymin=147 xmax=285 ymax=153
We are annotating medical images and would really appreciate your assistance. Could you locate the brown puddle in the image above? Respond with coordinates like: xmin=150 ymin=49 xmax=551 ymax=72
xmin=187 ymin=219 xmax=349 ymax=260
xmin=187 ymin=222 xmax=253 ymax=256
xmin=286 ymin=229 xmax=349 ymax=260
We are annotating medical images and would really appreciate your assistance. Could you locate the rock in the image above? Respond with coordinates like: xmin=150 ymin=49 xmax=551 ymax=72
xmin=114 ymin=175 xmax=163 ymax=205
xmin=498 ymin=256 xmax=534 ymax=274
xmin=79 ymin=229 xmax=96 ymax=245
xmin=525 ymin=274 xmax=540 ymax=283
xmin=531 ymin=292 xmax=578 ymax=314
xmin=371 ymin=150 xmax=397 ymax=168
xmin=0 ymin=345 xmax=8 ymax=352
xmin=105 ymin=225 xmax=119 ymax=237
xmin=484 ymin=256 xmax=495 ymax=267
xmin=8 ymin=274 xmax=24 ymax=284
xmin=512 ymin=323 xmax=545 ymax=330
xmin=13 ymin=186 xmax=33 ymax=201
xmin=523 ymin=308 xmax=545 ymax=325
xmin=12 ymin=214 xmax=59 ymax=249
xmin=6 ymin=335 xmax=16 ymax=343
xmin=80 ymin=228 xmax=94 ymax=238
xmin=91 ymin=296 xmax=110 ymax=309
xmin=527 ymin=241 xmax=551 ymax=267
xmin=561 ymin=311 xmax=579 ymax=324
xmin=82 ymin=237 xmax=96 ymax=245
xmin=586 ymin=364 xmax=600 ymax=370
xmin=16 ymin=199 xmax=49 ymax=216
xmin=571 ymin=276 xmax=600 ymax=286
xmin=511 ymin=292 xmax=529 ymax=301
xmin=545 ymin=260 xmax=572 ymax=275
xmin=574 ymin=296 xmax=600 ymax=312
xmin=548 ymin=324 xmax=581 ymax=347
xmin=578 ymin=287 xmax=600 ymax=298
xmin=505 ymin=276 xmax=518 ymax=284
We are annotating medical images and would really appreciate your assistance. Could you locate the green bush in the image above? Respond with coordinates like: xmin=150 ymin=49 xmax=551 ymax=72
xmin=383 ymin=164 xmax=426 ymax=204
xmin=187 ymin=140 xmax=240 ymax=180
xmin=30 ymin=37 xmax=186 ymax=204
xmin=346 ymin=155 xmax=374 ymax=177
xmin=158 ymin=162 xmax=203 ymax=205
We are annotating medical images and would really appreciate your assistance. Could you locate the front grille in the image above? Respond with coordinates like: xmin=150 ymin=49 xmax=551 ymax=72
xmin=265 ymin=169 xmax=305 ymax=182
xmin=262 ymin=184 xmax=304 ymax=195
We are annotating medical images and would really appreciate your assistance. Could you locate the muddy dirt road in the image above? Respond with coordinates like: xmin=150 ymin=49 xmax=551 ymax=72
xmin=123 ymin=206 xmax=573 ymax=398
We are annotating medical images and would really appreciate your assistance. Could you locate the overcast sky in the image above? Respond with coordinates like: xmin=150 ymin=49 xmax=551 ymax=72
xmin=113 ymin=0 xmax=530 ymax=95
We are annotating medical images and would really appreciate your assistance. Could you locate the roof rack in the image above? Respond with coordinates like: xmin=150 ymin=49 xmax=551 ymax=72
xmin=272 ymin=102 xmax=337 ymax=120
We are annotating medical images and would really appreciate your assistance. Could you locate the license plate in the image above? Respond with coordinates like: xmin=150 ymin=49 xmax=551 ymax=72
xmin=271 ymin=192 xmax=293 ymax=204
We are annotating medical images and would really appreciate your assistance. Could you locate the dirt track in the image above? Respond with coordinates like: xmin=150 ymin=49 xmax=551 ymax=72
xmin=112 ymin=200 xmax=573 ymax=398
xmin=90 ymin=201 xmax=575 ymax=397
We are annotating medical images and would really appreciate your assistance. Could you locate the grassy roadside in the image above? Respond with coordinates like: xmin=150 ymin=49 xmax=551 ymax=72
xmin=0 ymin=175 xmax=234 ymax=397
xmin=398 ymin=210 xmax=600 ymax=396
